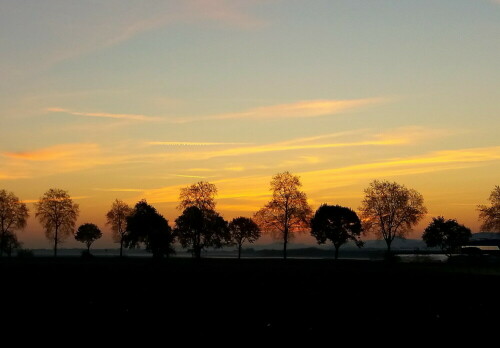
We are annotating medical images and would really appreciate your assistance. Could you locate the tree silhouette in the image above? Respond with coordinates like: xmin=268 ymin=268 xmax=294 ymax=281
xmin=228 ymin=217 xmax=261 ymax=259
xmin=175 ymin=206 xmax=229 ymax=259
xmin=125 ymin=200 xmax=174 ymax=258
xmin=106 ymin=199 xmax=133 ymax=257
xmin=178 ymin=181 xmax=217 ymax=211
xmin=35 ymin=188 xmax=79 ymax=257
xmin=254 ymin=171 xmax=312 ymax=259
xmin=0 ymin=231 xmax=22 ymax=257
xmin=310 ymin=204 xmax=363 ymax=260
xmin=422 ymin=216 xmax=471 ymax=256
xmin=0 ymin=189 xmax=29 ymax=257
xmin=359 ymin=180 xmax=426 ymax=253
xmin=74 ymin=223 xmax=102 ymax=254
xmin=477 ymin=185 xmax=500 ymax=232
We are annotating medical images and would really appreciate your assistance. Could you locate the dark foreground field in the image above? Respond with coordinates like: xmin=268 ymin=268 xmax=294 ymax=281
xmin=2 ymin=257 xmax=500 ymax=343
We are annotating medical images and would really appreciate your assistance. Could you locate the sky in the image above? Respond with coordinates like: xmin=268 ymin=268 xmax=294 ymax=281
xmin=1 ymin=0 xmax=499 ymax=249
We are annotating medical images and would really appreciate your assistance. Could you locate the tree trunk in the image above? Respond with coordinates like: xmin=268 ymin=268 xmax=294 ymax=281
xmin=386 ymin=239 xmax=392 ymax=253
xmin=334 ymin=245 xmax=339 ymax=260
xmin=54 ymin=227 xmax=58 ymax=258
xmin=238 ymin=243 xmax=242 ymax=259
xmin=283 ymin=228 xmax=288 ymax=260
xmin=0 ymin=231 xmax=4 ymax=257
xmin=119 ymin=237 xmax=123 ymax=257
xmin=195 ymin=246 xmax=201 ymax=260
xmin=87 ymin=244 xmax=91 ymax=253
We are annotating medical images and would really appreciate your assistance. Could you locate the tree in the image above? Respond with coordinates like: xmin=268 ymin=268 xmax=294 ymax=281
xmin=254 ymin=171 xmax=312 ymax=259
xmin=310 ymin=204 xmax=363 ymax=260
xmin=106 ymin=199 xmax=133 ymax=257
xmin=478 ymin=186 xmax=500 ymax=232
xmin=178 ymin=181 xmax=217 ymax=211
xmin=0 ymin=231 xmax=22 ymax=257
xmin=74 ymin=223 xmax=102 ymax=254
xmin=35 ymin=188 xmax=79 ymax=257
xmin=228 ymin=217 xmax=261 ymax=259
xmin=359 ymin=180 xmax=427 ymax=253
xmin=422 ymin=216 xmax=471 ymax=256
xmin=0 ymin=189 xmax=29 ymax=257
xmin=125 ymin=200 xmax=174 ymax=258
xmin=175 ymin=206 xmax=229 ymax=259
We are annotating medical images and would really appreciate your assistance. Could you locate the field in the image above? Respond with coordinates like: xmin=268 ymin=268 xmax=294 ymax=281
xmin=2 ymin=257 xmax=499 ymax=342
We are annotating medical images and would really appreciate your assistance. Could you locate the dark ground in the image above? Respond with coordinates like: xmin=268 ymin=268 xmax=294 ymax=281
xmin=1 ymin=257 xmax=499 ymax=343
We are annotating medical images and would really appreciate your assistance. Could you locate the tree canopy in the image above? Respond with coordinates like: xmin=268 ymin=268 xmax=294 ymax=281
xmin=254 ymin=171 xmax=312 ymax=259
xmin=175 ymin=206 xmax=229 ymax=259
xmin=75 ymin=223 xmax=103 ymax=254
xmin=228 ymin=217 xmax=261 ymax=259
xmin=422 ymin=216 xmax=471 ymax=256
xmin=178 ymin=181 xmax=217 ymax=211
xmin=106 ymin=199 xmax=133 ymax=257
xmin=478 ymin=185 xmax=500 ymax=232
xmin=0 ymin=189 xmax=29 ymax=257
xmin=310 ymin=204 xmax=363 ymax=260
xmin=0 ymin=231 xmax=22 ymax=257
xmin=34 ymin=188 xmax=79 ymax=257
xmin=125 ymin=200 xmax=175 ymax=258
xmin=359 ymin=180 xmax=426 ymax=253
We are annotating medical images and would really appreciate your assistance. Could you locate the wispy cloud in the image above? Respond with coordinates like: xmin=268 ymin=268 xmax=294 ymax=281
xmin=171 ymin=174 xmax=214 ymax=179
xmin=299 ymin=145 xmax=500 ymax=191
xmin=93 ymin=188 xmax=145 ymax=192
xmin=147 ymin=141 xmax=250 ymax=146
xmin=137 ymin=145 xmax=500 ymax=212
xmin=1 ymin=143 xmax=126 ymax=180
xmin=168 ymin=127 xmax=416 ymax=160
xmin=47 ymin=107 xmax=160 ymax=122
xmin=196 ymin=98 xmax=386 ymax=121
xmin=21 ymin=196 xmax=91 ymax=204
xmin=3 ymin=143 xmax=101 ymax=161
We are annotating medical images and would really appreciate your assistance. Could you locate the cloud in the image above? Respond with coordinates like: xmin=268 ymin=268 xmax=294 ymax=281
xmin=47 ymin=107 xmax=160 ymax=122
xmin=147 ymin=141 xmax=250 ymax=146
xmin=6 ymin=1 xmax=266 ymax=76
xmin=93 ymin=188 xmax=145 ymax=192
xmin=171 ymin=174 xmax=214 ymax=179
xmin=197 ymin=98 xmax=386 ymax=121
xmin=3 ymin=143 xmax=101 ymax=161
xmin=1 ymin=143 xmax=126 ymax=180
xmin=299 ymin=145 xmax=500 ymax=191
xmin=21 ymin=196 xmax=91 ymax=204
xmin=168 ymin=128 xmax=414 ymax=160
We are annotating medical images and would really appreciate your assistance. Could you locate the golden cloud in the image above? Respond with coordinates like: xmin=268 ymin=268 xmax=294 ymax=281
xmin=47 ymin=107 xmax=160 ymax=122
xmin=203 ymin=98 xmax=386 ymax=121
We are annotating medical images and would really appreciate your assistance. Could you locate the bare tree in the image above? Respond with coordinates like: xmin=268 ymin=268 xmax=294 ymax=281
xmin=0 ymin=189 xmax=29 ymax=257
xmin=228 ymin=217 xmax=261 ymax=259
xmin=359 ymin=180 xmax=427 ymax=253
xmin=35 ymin=188 xmax=79 ymax=257
xmin=478 ymin=185 xmax=500 ymax=232
xmin=178 ymin=181 xmax=217 ymax=211
xmin=106 ymin=199 xmax=133 ymax=257
xmin=75 ymin=223 xmax=102 ymax=254
xmin=254 ymin=172 xmax=312 ymax=259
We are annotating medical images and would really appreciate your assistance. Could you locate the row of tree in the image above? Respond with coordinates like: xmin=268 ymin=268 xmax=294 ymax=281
xmin=0 ymin=172 xmax=499 ymax=259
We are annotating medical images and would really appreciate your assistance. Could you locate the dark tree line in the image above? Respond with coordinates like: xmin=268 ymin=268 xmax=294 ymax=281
xmin=1 ymin=177 xmax=497 ymax=259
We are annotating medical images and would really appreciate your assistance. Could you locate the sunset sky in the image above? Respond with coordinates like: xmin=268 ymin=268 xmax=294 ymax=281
xmin=1 ymin=0 xmax=499 ymax=249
